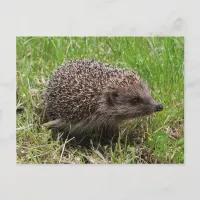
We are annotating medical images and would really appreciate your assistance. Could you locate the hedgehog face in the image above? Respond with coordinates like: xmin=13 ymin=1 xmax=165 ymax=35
xmin=104 ymin=85 xmax=163 ymax=120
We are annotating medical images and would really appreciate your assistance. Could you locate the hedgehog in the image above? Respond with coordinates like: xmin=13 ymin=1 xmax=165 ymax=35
xmin=44 ymin=59 xmax=163 ymax=143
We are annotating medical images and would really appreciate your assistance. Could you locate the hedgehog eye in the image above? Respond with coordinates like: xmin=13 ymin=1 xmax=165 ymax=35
xmin=111 ymin=91 xmax=119 ymax=98
xmin=130 ymin=97 xmax=141 ymax=105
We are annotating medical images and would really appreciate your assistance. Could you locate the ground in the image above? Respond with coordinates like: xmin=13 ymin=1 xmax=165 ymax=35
xmin=16 ymin=37 xmax=184 ymax=164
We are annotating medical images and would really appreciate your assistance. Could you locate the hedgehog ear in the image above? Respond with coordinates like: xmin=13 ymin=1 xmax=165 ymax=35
xmin=105 ymin=90 xmax=119 ymax=106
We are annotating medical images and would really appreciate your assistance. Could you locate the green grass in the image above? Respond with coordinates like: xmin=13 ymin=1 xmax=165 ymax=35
xmin=16 ymin=37 xmax=184 ymax=164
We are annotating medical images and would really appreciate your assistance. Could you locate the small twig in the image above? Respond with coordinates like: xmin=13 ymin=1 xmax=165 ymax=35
xmin=106 ymin=41 xmax=116 ymax=55
xmin=59 ymin=137 xmax=75 ymax=163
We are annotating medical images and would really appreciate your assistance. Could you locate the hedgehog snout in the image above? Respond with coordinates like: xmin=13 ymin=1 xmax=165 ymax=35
xmin=155 ymin=104 xmax=163 ymax=112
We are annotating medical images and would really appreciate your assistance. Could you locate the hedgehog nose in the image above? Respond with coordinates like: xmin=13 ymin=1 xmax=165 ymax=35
xmin=156 ymin=104 xmax=163 ymax=111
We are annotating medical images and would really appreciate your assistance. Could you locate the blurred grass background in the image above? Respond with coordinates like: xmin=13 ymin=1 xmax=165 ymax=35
xmin=16 ymin=37 xmax=184 ymax=164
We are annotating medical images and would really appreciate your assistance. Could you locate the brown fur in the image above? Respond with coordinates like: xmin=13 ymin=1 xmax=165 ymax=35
xmin=44 ymin=59 xmax=163 ymax=142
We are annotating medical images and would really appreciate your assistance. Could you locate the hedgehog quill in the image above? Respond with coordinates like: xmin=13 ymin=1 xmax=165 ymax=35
xmin=44 ymin=59 xmax=163 ymax=143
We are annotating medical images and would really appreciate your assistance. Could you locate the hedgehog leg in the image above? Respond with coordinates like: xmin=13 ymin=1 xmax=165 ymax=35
xmin=67 ymin=116 xmax=119 ymax=145
xmin=66 ymin=119 xmax=92 ymax=144
xmin=100 ymin=124 xmax=119 ymax=144
xmin=42 ymin=118 xmax=73 ymax=141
